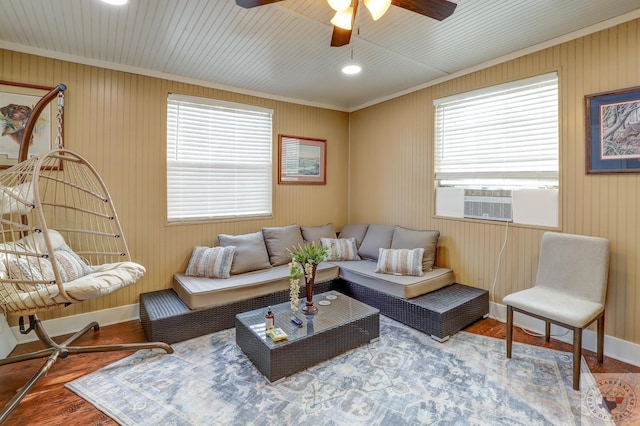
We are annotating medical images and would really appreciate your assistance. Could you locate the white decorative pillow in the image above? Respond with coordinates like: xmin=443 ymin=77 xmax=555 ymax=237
xmin=375 ymin=248 xmax=425 ymax=277
xmin=185 ymin=246 xmax=236 ymax=279
xmin=0 ymin=182 xmax=34 ymax=216
xmin=7 ymin=244 xmax=93 ymax=286
xmin=6 ymin=256 xmax=55 ymax=292
xmin=321 ymin=237 xmax=361 ymax=261
xmin=54 ymin=244 xmax=94 ymax=282
xmin=7 ymin=256 xmax=54 ymax=290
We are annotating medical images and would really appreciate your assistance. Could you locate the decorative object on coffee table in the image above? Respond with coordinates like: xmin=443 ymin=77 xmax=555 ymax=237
xmin=287 ymin=242 xmax=329 ymax=315
xmin=287 ymin=262 xmax=301 ymax=314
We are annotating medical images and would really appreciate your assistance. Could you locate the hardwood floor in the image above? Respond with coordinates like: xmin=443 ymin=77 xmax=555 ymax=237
xmin=0 ymin=317 xmax=638 ymax=425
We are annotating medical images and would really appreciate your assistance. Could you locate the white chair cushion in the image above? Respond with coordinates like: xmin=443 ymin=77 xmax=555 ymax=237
xmin=59 ymin=262 xmax=145 ymax=301
xmin=503 ymin=286 xmax=604 ymax=328
xmin=0 ymin=262 xmax=145 ymax=310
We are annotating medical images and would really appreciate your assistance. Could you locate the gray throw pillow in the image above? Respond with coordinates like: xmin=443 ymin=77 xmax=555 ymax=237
xmin=338 ymin=224 xmax=369 ymax=248
xmin=358 ymin=224 xmax=394 ymax=261
xmin=301 ymin=223 xmax=336 ymax=245
xmin=262 ymin=224 xmax=304 ymax=266
xmin=218 ymin=231 xmax=272 ymax=275
xmin=391 ymin=226 xmax=440 ymax=272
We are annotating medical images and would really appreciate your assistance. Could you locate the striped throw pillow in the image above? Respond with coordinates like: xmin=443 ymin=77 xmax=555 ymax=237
xmin=185 ymin=246 xmax=236 ymax=279
xmin=375 ymin=248 xmax=425 ymax=277
xmin=54 ymin=244 xmax=94 ymax=282
xmin=6 ymin=256 xmax=54 ymax=290
xmin=321 ymin=237 xmax=361 ymax=261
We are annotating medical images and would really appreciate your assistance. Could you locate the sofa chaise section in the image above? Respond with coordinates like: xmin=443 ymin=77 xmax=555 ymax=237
xmin=173 ymin=262 xmax=339 ymax=310
xmin=331 ymin=260 xmax=454 ymax=299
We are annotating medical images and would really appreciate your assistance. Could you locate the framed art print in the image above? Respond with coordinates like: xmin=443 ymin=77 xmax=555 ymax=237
xmin=585 ymin=86 xmax=640 ymax=174
xmin=278 ymin=134 xmax=326 ymax=184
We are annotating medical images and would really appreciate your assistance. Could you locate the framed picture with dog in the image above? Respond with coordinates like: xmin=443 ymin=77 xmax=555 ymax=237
xmin=0 ymin=80 xmax=59 ymax=169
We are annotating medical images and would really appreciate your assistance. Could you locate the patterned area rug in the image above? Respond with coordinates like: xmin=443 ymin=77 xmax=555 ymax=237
xmin=67 ymin=316 xmax=599 ymax=425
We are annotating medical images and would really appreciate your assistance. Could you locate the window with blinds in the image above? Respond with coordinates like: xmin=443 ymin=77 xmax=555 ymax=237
xmin=434 ymin=73 xmax=559 ymax=189
xmin=167 ymin=94 xmax=273 ymax=222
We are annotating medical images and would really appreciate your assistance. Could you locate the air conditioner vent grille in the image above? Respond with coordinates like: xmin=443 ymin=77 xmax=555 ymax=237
xmin=464 ymin=189 xmax=512 ymax=221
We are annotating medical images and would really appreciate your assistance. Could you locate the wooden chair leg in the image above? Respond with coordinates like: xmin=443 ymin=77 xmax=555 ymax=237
xmin=545 ymin=322 xmax=551 ymax=342
xmin=597 ymin=312 xmax=605 ymax=363
xmin=506 ymin=306 xmax=513 ymax=358
xmin=572 ymin=327 xmax=582 ymax=390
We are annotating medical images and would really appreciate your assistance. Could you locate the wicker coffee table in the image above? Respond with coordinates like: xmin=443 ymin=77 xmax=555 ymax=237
xmin=235 ymin=291 xmax=380 ymax=382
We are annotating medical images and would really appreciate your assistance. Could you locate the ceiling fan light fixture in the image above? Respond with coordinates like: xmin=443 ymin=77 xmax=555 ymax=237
xmin=364 ymin=0 xmax=391 ymax=20
xmin=330 ymin=8 xmax=354 ymax=30
xmin=327 ymin=0 xmax=351 ymax=12
xmin=101 ymin=0 xmax=128 ymax=5
xmin=342 ymin=64 xmax=362 ymax=75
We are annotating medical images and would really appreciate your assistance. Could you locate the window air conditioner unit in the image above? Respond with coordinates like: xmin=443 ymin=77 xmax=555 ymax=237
xmin=463 ymin=189 xmax=512 ymax=222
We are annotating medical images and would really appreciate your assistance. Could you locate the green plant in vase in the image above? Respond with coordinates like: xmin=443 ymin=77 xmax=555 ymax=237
xmin=287 ymin=242 xmax=329 ymax=315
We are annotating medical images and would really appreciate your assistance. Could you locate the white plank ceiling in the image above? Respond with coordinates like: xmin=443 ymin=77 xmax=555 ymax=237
xmin=1 ymin=0 xmax=639 ymax=110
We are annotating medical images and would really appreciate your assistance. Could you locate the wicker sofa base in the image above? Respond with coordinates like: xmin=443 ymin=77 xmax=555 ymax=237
xmin=140 ymin=280 xmax=488 ymax=344
xmin=139 ymin=280 xmax=337 ymax=344
xmin=335 ymin=281 xmax=489 ymax=341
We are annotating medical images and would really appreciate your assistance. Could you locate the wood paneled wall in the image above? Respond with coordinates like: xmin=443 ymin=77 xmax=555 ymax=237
xmin=0 ymin=49 xmax=349 ymax=321
xmin=2 ymin=19 xmax=638 ymax=345
xmin=349 ymin=19 xmax=640 ymax=344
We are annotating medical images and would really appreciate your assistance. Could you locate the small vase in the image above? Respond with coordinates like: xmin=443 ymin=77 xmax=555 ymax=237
xmin=302 ymin=263 xmax=318 ymax=315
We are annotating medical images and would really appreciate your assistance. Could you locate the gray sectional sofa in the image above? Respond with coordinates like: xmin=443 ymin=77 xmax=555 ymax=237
xmin=140 ymin=223 xmax=488 ymax=344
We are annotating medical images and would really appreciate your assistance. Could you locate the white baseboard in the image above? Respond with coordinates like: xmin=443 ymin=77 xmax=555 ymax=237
xmin=4 ymin=302 xmax=639 ymax=369
xmin=11 ymin=304 xmax=140 ymax=344
xmin=488 ymin=301 xmax=640 ymax=368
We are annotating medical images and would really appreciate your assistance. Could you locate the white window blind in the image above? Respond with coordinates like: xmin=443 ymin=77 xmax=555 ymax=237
xmin=434 ymin=73 xmax=559 ymax=188
xmin=167 ymin=94 xmax=272 ymax=222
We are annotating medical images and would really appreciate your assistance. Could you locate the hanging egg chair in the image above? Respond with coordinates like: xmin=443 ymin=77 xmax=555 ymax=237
xmin=0 ymin=84 xmax=172 ymax=422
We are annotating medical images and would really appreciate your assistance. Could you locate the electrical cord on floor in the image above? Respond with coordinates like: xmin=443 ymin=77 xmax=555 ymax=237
xmin=488 ymin=220 xmax=509 ymax=323
xmin=519 ymin=326 xmax=570 ymax=338
xmin=487 ymin=222 xmax=571 ymax=338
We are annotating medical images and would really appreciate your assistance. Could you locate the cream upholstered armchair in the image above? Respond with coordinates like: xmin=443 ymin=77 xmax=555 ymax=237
xmin=503 ymin=231 xmax=610 ymax=390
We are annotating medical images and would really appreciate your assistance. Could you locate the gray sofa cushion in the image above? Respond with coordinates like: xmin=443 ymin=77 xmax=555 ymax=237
xmin=262 ymin=224 xmax=304 ymax=266
xmin=301 ymin=223 xmax=336 ymax=245
xmin=358 ymin=224 xmax=394 ymax=261
xmin=339 ymin=224 xmax=369 ymax=247
xmin=218 ymin=231 xmax=272 ymax=275
xmin=174 ymin=262 xmax=340 ymax=309
xmin=391 ymin=226 xmax=440 ymax=272
xmin=333 ymin=259 xmax=454 ymax=299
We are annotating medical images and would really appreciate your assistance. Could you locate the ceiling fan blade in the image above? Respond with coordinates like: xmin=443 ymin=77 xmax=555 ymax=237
xmin=392 ymin=0 xmax=457 ymax=21
xmin=235 ymin=0 xmax=283 ymax=8
xmin=331 ymin=27 xmax=353 ymax=47
xmin=330 ymin=0 xmax=358 ymax=47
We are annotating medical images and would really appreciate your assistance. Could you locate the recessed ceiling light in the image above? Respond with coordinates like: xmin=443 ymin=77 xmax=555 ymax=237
xmin=101 ymin=0 xmax=128 ymax=5
xmin=342 ymin=65 xmax=362 ymax=75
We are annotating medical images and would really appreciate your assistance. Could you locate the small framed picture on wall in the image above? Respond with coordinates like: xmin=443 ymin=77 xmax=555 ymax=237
xmin=278 ymin=134 xmax=327 ymax=185
xmin=585 ymin=86 xmax=640 ymax=174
